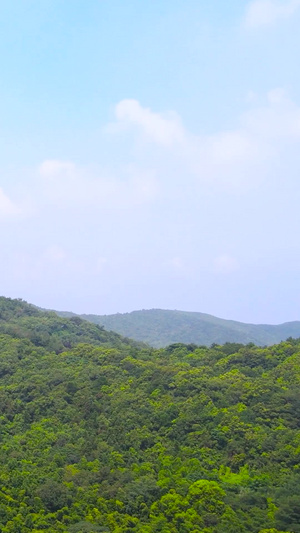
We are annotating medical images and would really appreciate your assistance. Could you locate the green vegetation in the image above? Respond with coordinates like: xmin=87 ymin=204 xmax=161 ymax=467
xmin=0 ymin=297 xmax=299 ymax=532
xmin=0 ymin=297 xmax=143 ymax=353
xmin=56 ymin=308 xmax=300 ymax=348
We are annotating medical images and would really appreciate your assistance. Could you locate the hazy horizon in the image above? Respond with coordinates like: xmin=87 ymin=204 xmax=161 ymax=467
xmin=1 ymin=1 xmax=300 ymax=323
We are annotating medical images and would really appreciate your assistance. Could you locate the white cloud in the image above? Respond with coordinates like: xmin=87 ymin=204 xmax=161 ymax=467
xmin=162 ymin=256 xmax=195 ymax=279
xmin=39 ymin=160 xmax=76 ymax=178
xmin=137 ymin=90 xmax=300 ymax=188
xmin=0 ymin=187 xmax=20 ymax=217
xmin=12 ymin=246 xmax=67 ymax=282
xmin=114 ymin=99 xmax=185 ymax=146
xmin=267 ymin=87 xmax=287 ymax=104
xmin=96 ymin=257 xmax=108 ymax=273
xmin=214 ymin=255 xmax=239 ymax=274
xmin=167 ymin=257 xmax=186 ymax=273
xmin=37 ymin=160 xmax=159 ymax=210
xmin=245 ymin=0 xmax=300 ymax=28
xmin=206 ymin=130 xmax=254 ymax=165
xmin=42 ymin=245 xmax=66 ymax=263
xmin=242 ymin=88 xmax=300 ymax=139
xmin=245 ymin=90 xmax=258 ymax=103
xmin=27 ymin=90 xmax=300 ymax=219
xmin=109 ymin=92 xmax=300 ymax=190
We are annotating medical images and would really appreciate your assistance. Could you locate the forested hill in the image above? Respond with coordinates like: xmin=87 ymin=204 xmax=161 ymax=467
xmin=57 ymin=308 xmax=300 ymax=348
xmin=0 ymin=297 xmax=299 ymax=531
xmin=0 ymin=296 xmax=142 ymax=353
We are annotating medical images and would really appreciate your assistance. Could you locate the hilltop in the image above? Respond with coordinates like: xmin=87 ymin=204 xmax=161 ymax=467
xmin=0 ymin=296 xmax=142 ymax=353
xmin=56 ymin=308 xmax=300 ymax=347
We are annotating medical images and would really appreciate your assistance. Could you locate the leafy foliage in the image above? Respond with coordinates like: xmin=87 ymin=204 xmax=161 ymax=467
xmin=0 ymin=297 xmax=298 ymax=532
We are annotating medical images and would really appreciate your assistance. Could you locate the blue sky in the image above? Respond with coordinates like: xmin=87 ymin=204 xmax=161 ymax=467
xmin=1 ymin=0 xmax=300 ymax=322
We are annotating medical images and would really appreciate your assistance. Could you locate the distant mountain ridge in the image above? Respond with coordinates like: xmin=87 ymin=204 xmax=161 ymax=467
xmin=55 ymin=308 xmax=300 ymax=347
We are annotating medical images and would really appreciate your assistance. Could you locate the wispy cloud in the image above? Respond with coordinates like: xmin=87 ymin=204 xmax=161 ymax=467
xmin=37 ymin=160 xmax=159 ymax=210
xmin=164 ymin=256 xmax=189 ymax=277
xmin=42 ymin=245 xmax=67 ymax=263
xmin=244 ymin=0 xmax=300 ymax=28
xmin=5 ymin=90 xmax=300 ymax=302
xmin=39 ymin=160 xmax=76 ymax=178
xmin=214 ymin=255 xmax=239 ymax=274
xmin=0 ymin=187 xmax=21 ymax=217
xmin=110 ymin=90 xmax=300 ymax=190
xmin=113 ymin=99 xmax=185 ymax=146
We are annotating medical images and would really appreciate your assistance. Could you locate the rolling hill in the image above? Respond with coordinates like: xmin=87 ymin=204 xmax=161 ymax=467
xmin=0 ymin=296 xmax=299 ymax=531
xmin=0 ymin=296 xmax=142 ymax=353
xmin=56 ymin=308 xmax=300 ymax=347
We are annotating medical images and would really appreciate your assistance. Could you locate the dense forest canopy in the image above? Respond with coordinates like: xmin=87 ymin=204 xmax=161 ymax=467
xmin=0 ymin=297 xmax=299 ymax=532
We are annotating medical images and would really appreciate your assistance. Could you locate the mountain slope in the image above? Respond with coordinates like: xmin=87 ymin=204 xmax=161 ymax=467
xmin=0 ymin=296 xmax=142 ymax=353
xmin=57 ymin=308 xmax=300 ymax=347
xmin=0 ymin=297 xmax=299 ymax=531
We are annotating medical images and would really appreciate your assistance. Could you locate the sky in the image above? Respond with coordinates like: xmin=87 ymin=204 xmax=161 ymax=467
xmin=1 ymin=0 xmax=300 ymax=323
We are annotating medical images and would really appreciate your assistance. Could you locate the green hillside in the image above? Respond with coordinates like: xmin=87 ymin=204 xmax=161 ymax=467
xmin=0 ymin=297 xmax=143 ymax=353
xmin=59 ymin=308 xmax=300 ymax=348
xmin=0 ymin=296 xmax=298 ymax=532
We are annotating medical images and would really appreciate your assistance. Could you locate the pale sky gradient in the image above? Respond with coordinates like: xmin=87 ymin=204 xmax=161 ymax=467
xmin=1 ymin=0 xmax=300 ymax=323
